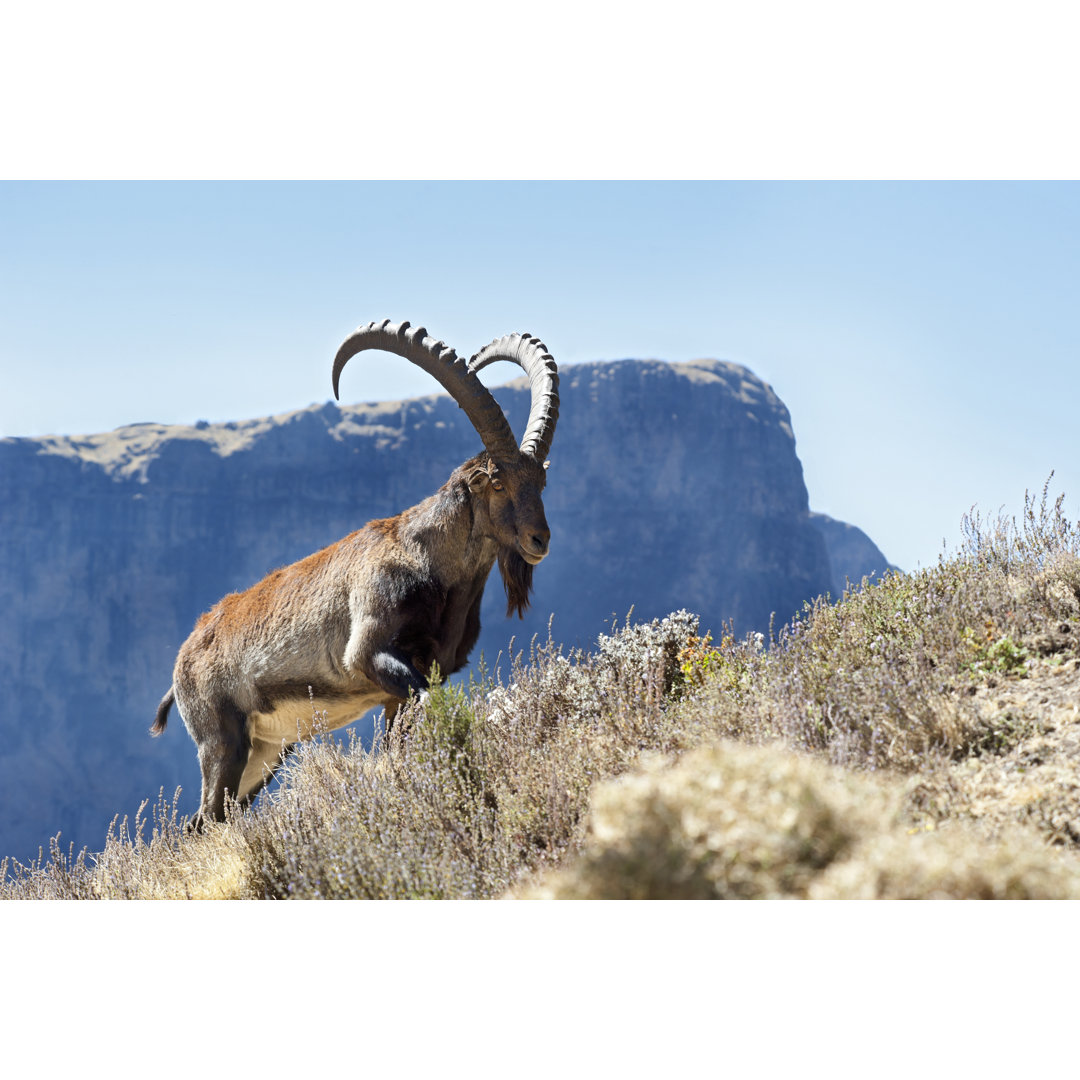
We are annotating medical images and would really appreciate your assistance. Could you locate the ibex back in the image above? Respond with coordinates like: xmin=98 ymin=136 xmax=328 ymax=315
xmin=151 ymin=319 xmax=559 ymax=827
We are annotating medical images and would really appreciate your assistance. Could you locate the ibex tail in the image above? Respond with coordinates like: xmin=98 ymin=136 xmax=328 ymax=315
xmin=151 ymin=687 xmax=175 ymax=736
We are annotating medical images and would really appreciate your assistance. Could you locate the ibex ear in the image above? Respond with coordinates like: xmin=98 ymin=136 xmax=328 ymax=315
xmin=543 ymin=460 xmax=550 ymax=470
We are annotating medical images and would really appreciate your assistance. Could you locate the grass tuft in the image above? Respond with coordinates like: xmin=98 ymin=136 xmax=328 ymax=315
xmin=5 ymin=477 xmax=1080 ymax=900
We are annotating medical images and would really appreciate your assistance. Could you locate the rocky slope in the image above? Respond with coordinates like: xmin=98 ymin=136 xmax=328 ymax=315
xmin=0 ymin=358 xmax=894 ymax=864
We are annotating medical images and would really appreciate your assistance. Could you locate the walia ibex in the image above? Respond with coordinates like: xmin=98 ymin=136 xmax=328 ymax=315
xmin=151 ymin=319 xmax=559 ymax=827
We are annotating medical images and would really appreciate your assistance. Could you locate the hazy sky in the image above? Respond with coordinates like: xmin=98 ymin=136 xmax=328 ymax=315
xmin=2 ymin=180 xmax=1077 ymax=574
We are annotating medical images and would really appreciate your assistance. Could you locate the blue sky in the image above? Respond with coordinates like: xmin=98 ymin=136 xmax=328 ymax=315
xmin=3 ymin=180 xmax=1077 ymax=574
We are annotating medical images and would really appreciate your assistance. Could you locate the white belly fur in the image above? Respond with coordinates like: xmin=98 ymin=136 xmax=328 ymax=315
xmin=236 ymin=692 xmax=389 ymax=800
xmin=247 ymin=692 xmax=388 ymax=744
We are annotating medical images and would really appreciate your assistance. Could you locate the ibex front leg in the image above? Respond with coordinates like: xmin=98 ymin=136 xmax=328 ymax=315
xmin=193 ymin=699 xmax=251 ymax=828
xmin=369 ymin=646 xmax=432 ymax=736
xmin=344 ymin=612 xmax=432 ymax=726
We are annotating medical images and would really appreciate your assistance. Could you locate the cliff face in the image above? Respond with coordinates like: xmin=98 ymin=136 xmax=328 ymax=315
xmin=809 ymin=512 xmax=901 ymax=598
xmin=0 ymin=358 xmax=890 ymax=863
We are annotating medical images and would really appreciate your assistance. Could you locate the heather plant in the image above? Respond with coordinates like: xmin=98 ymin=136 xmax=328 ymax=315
xmin=684 ymin=476 xmax=1080 ymax=774
xmin=4 ymin=480 xmax=1080 ymax=900
xmin=239 ymin=721 xmax=510 ymax=900
xmin=521 ymin=740 xmax=1080 ymax=901
xmin=0 ymin=788 xmax=257 ymax=899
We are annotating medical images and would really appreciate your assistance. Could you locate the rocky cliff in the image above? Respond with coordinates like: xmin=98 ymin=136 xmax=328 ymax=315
xmin=0 ymin=358 xmax=894 ymax=864
xmin=809 ymin=512 xmax=900 ymax=598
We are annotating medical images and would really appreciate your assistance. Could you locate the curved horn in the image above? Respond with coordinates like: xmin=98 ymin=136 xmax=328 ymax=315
xmin=332 ymin=319 xmax=520 ymax=460
xmin=468 ymin=333 xmax=559 ymax=463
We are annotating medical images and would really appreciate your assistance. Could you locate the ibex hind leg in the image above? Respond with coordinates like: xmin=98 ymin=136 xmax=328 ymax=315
xmin=192 ymin=700 xmax=252 ymax=830
xmin=235 ymin=738 xmax=295 ymax=808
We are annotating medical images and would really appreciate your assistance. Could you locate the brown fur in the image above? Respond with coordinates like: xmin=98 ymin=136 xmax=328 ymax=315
xmin=154 ymin=320 xmax=558 ymax=827
xmin=154 ymin=449 xmax=554 ymax=828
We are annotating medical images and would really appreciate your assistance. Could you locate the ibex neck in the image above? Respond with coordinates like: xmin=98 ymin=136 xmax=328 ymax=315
xmin=400 ymin=473 xmax=497 ymax=583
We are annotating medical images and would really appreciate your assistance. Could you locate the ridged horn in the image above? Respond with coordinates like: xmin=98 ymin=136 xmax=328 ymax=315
xmin=332 ymin=319 xmax=520 ymax=461
xmin=468 ymin=333 xmax=559 ymax=463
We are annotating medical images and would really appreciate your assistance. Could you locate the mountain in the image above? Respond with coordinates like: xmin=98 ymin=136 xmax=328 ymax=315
xmin=0 ymin=357 xmax=895 ymax=864
xmin=809 ymin=512 xmax=900 ymax=598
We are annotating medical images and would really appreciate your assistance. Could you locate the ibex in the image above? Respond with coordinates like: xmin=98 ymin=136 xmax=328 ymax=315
xmin=151 ymin=319 xmax=559 ymax=826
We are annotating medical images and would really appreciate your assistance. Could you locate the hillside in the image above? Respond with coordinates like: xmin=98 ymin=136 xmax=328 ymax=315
xmin=0 ymin=357 xmax=892 ymax=865
xmin=4 ymin=481 xmax=1078 ymax=900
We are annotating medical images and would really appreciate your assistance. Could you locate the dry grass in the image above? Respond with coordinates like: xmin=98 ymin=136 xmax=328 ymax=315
xmin=513 ymin=741 xmax=1080 ymax=900
xmin=4 ymin=478 xmax=1080 ymax=900
xmin=511 ymin=741 xmax=902 ymax=899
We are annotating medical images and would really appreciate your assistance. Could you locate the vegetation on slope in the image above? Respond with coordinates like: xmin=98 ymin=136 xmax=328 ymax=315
xmin=4 ymin=480 xmax=1080 ymax=900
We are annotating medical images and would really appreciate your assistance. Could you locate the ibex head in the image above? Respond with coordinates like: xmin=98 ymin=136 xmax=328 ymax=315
xmin=332 ymin=320 xmax=560 ymax=616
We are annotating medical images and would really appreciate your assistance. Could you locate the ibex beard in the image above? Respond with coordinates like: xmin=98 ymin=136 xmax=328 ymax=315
xmin=151 ymin=320 xmax=559 ymax=828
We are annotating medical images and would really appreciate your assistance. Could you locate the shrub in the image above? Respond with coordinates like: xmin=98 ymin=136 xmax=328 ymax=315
xmin=5 ymin=480 xmax=1080 ymax=900
xmin=515 ymin=741 xmax=1080 ymax=901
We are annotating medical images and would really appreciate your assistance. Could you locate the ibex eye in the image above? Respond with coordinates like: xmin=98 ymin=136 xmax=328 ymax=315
xmin=491 ymin=478 xmax=504 ymax=491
